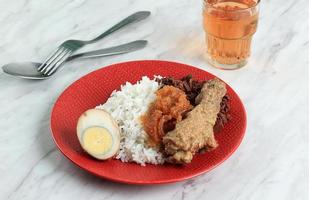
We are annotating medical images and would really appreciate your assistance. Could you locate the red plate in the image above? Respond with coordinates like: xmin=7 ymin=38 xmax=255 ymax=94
xmin=51 ymin=60 xmax=246 ymax=184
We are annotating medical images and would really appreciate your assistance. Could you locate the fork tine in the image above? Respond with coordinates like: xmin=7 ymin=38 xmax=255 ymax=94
xmin=47 ymin=51 xmax=73 ymax=76
xmin=40 ymin=48 xmax=66 ymax=73
xmin=38 ymin=47 xmax=63 ymax=71
xmin=41 ymin=48 xmax=68 ymax=74
xmin=43 ymin=49 xmax=71 ymax=75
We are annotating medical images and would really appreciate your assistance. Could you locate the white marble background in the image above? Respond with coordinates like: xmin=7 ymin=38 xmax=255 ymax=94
xmin=0 ymin=0 xmax=309 ymax=199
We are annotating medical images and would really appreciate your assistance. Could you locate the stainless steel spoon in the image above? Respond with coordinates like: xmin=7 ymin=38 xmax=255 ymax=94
xmin=2 ymin=40 xmax=147 ymax=80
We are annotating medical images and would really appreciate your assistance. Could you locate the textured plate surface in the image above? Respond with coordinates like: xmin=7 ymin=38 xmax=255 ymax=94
xmin=51 ymin=60 xmax=247 ymax=184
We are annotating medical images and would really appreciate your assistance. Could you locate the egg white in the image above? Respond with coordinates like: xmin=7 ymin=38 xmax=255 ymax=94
xmin=76 ymin=109 xmax=120 ymax=160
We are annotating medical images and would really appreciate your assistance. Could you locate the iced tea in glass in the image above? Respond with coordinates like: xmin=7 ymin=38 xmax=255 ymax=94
xmin=203 ymin=0 xmax=260 ymax=69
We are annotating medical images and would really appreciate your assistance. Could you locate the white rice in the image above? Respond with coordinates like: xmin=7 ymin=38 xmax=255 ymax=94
xmin=96 ymin=76 xmax=165 ymax=166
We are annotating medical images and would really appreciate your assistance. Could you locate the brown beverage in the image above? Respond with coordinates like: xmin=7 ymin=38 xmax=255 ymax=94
xmin=203 ymin=0 xmax=259 ymax=69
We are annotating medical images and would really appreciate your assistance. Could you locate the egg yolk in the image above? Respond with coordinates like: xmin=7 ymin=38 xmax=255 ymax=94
xmin=82 ymin=127 xmax=113 ymax=155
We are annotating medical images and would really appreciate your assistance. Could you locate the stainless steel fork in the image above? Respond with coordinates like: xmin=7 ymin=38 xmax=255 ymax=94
xmin=38 ymin=11 xmax=150 ymax=76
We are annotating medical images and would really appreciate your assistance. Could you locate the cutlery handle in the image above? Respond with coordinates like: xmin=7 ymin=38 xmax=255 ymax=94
xmin=88 ymin=11 xmax=150 ymax=44
xmin=66 ymin=40 xmax=147 ymax=61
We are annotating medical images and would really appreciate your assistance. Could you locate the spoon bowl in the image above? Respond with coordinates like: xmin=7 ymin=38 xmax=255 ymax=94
xmin=2 ymin=62 xmax=49 ymax=80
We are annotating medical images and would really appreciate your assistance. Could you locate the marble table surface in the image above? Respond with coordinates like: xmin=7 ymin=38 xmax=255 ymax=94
xmin=1 ymin=0 xmax=308 ymax=199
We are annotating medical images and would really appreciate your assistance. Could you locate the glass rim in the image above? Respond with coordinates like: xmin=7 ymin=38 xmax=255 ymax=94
xmin=204 ymin=0 xmax=260 ymax=11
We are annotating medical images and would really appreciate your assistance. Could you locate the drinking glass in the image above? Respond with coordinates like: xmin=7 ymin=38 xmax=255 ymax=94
xmin=203 ymin=0 xmax=260 ymax=70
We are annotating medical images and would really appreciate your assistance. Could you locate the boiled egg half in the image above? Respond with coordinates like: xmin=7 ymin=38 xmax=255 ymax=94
xmin=77 ymin=109 xmax=120 ymax=160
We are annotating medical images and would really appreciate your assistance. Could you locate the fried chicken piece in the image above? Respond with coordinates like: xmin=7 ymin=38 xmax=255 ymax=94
xmin=162 ymin=78 xmax=227 ymax=164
